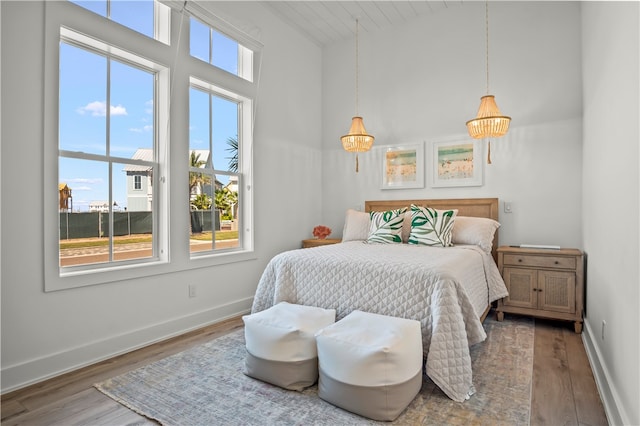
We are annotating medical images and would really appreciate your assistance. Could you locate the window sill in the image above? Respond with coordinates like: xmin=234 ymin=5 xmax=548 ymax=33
xmin=45 ymin=249 xmax=257 ymax=292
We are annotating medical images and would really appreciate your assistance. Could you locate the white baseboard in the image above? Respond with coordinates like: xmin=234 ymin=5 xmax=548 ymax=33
xmin=1 ymin=297 xmax=252 ymax=394
xmin=582 ymin=319 xmax=630 ymax=425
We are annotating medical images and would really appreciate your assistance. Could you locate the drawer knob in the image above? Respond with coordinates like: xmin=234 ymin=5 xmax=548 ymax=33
xmin=518 ymin=258 xmax=522 ymax=262
xmin=555 ymin=261 xmax=559 ymax=264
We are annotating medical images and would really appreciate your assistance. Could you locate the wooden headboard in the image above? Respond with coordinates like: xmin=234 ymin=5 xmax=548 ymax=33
xmin=364 ymin=198 xmax=500 ymax=261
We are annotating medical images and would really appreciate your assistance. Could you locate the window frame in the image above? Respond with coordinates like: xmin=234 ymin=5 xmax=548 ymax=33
xmin=188 ymin=78 xmax=251 ymax=257
xmin=59 ymin=33 xmax=162 ymax=271
xmin=164 ymin=0 xmax=259 ymax=83
xmin=45 ymin=21 xmax=170 ymax=290
xmin=70 ymin=0 xmax=171 ymax=45
xmin=43 ymin=1 xmax=261 ymax=292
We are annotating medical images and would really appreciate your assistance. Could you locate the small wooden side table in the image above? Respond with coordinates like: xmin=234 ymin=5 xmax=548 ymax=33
xmin=301 ymin=238 xmax=341 ymax=248
xmin=496 ymin=246 xmax=584 ymax=333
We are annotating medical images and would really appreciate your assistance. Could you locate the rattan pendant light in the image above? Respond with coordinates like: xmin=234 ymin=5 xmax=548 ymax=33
xmin=341 ymin=18 xmax=374 ymax=172
xmin=466 ymin=1 xmax=510 ymax=164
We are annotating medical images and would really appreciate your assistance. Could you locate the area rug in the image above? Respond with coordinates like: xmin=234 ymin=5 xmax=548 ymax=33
xmin=95 ymin=314 xmax=534 ymax=425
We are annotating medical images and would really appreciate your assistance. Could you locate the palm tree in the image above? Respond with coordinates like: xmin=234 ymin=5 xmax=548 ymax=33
xmin=189 ymin=151 xmax=210 ymax=197
xmin=191 ymin=193 xmax=212 ymax=210
xmin=214 ymin=188 xmax=231 ymax=218
xmin=189 ymin=151 xmax=210 ymax=234
xmin=226 ymin=136 xmax=238 ymax=172
xmin=214 ymin=187 xmax=238 ymax=219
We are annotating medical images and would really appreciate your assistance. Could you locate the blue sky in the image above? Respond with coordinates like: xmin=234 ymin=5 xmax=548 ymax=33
xmin=61 ymin=1 xmax=239 ymax=211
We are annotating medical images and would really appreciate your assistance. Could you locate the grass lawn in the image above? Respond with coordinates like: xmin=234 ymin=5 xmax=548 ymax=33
xmin=60 ymin=231 xmax=239 ymax=249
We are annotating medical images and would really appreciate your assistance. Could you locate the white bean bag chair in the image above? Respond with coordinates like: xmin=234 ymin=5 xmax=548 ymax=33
xmin=243 ymin=302 xmax=336 ymax=391
xmin=315 ymin=310 xmax=423 ymax=421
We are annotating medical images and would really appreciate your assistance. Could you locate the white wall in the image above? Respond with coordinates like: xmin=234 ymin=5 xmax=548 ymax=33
xmin=0 ymin=1 xmax=323 ymax=392
xmin=321 ymin=1 xmax=584 ymax=250
xmin=581 ymin=2 xmax=640 ymax=425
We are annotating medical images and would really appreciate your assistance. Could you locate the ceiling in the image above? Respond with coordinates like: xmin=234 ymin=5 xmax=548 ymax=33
xmin=263 ymin=1 xmax=461 ymax=46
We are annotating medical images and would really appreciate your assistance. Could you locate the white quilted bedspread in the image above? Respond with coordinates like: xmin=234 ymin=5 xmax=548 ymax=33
xmin=251 ymin=241 xmax=508 ymax=402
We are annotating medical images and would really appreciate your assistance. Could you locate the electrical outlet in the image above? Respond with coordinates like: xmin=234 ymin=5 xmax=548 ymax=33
xmin=601 ymin=320 xmax=606 ymax=340
xmin=189 ymin=284 xmax=197 ymax=298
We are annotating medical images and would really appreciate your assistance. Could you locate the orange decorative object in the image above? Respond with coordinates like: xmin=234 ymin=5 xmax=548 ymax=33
xmin=313 ymin=225 xmax=332 ymax=240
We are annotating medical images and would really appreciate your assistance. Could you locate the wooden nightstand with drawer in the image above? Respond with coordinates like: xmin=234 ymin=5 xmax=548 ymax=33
xmin=496 ymin=246 xmax=585 ymax=333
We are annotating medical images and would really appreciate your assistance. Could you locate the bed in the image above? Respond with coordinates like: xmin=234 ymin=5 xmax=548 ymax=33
xmin=251 ymin=198 xmax=508 ymax=402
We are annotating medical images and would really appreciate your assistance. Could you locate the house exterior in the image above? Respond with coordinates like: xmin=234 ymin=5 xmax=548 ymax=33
xmin=124 ymin=148 xmax=218 ymax=211
xmin=58 ymin=183 xmax=72 ymax=212
xmin=123 ymin=148 xmax=155 ymax=212
xmin=88 ymin=201 xmax=109 ymax=213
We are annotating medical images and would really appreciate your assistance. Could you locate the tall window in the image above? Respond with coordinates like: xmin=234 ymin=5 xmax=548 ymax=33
xmin=189 ymin=80 xmax=248 ymax=255
xmin=58 ymin=31 xmax=163 ymax=268
xmin=187 ymin=11 xmax=256 ymax=258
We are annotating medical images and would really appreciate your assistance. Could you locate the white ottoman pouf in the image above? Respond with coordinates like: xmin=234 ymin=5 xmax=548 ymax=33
xmin=242 ymin=302 xmax=336 ymax=391
xmin=315 ymin=310 xmax=423 ymax=421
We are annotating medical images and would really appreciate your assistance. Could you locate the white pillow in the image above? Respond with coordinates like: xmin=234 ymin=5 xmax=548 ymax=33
xmin=342 ymin=209 xmax=412 ymax=243
xmin=452 ymin=216 xmax=500 ymax=253
xmin=342 ymin=209 xmax=370 ymax=242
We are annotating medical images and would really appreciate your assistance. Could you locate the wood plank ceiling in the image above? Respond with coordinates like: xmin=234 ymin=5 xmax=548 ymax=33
xmin=263 ymin=1 xmax=459 ymax=46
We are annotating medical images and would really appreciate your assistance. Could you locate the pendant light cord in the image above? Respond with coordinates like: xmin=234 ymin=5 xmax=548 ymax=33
xmin=355 ymin=18 xmax=360 ymax=170
xmin=355 ymin=18 xmax=360 ymax=116
xmin=485 ymin=0 xmax=490 ymax=95
xmin=485 ymin=0 xmax=492 ymax=164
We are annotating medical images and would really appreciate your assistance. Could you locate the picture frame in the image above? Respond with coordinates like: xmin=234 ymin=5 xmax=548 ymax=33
xmin=430 ymin=139 xmax=483 ymax=187
xmin=380 ymin=142 xmax=425 ymax=189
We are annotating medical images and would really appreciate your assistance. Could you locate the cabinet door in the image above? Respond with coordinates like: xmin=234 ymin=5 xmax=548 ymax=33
xmin=537 ymin=270 xmax=576 ymax=314
xmin=503 ymin=267 xmax=537 ymax=309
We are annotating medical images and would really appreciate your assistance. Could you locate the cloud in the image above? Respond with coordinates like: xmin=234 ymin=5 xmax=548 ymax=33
xmin=129 ymin=125 xmax=153 ymax=133
xmin=145 ymin=99 xmax=153 ymax=115
xmin=111 ymin=104 xmax=127 ymax=115
xmin=65 ymin=178 xmax=103 ymax=186
xmin=76 ymin=101 xmax=128 ymax=117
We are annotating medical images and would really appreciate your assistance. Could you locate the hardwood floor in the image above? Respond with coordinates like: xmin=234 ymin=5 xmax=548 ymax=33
xmin=1 ymin=313 xmax=608 ymax=426
xmin=530 ymin=318 xmax=608 ymax=426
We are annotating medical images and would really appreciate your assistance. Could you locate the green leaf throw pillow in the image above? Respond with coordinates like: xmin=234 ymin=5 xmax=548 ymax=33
xmin=408 ymin=205 xmax=458 ymax=247
xmin=367 ymin=208 xmax=407 ymax=244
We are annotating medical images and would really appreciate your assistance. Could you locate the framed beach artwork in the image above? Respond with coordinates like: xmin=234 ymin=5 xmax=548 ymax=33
xmin=380 ymin=142 xmax=425 ymax=189
xmin=430 ymin=139 xmax=483 ymax=187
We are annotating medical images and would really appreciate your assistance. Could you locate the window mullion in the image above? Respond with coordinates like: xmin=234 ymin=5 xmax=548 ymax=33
xmin=106 ymin=55 xmax=114 ymax=261
xmin=108 ymin=162 xmax=114 ymax=262
xmin=208 ymin=93 xmax=213 ymax=168
xmin=209 ymin=27 xmax=213 ymax=66
xmin=209 ymin=92 xmax=216 ymax=250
